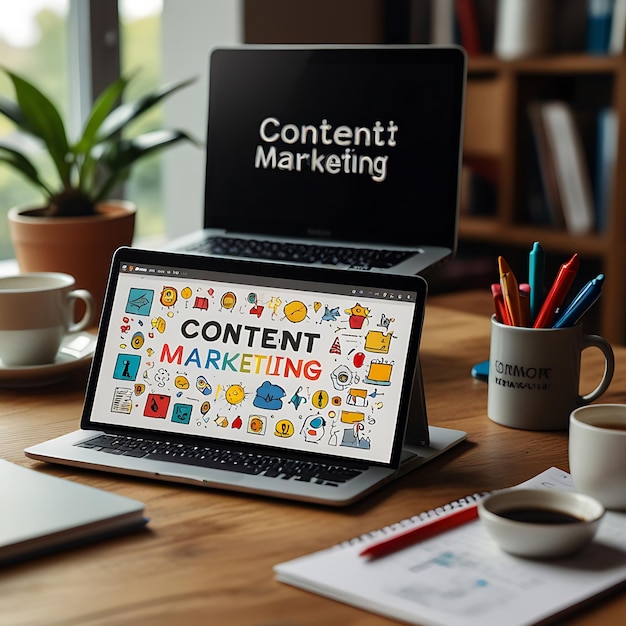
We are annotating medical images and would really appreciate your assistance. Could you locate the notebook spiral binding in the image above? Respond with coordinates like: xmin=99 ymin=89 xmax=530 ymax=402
xmin=338 ymin=492 xmax=490 ymax=549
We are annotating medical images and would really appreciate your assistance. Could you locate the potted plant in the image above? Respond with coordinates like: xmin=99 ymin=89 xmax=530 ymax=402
xmin=0 ymin=68 xmax=195 ymax=317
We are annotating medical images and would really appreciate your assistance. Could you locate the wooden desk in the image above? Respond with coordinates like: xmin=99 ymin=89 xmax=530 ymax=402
xmin=2 ymin=299 xmax=625 ymax=625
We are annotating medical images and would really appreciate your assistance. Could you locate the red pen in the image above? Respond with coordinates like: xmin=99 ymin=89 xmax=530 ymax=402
xmin=533 ymin=253 xmax=579 ymax=329
xmin=491 ymin=284 xmax=510 ymax=325
xmin=359 ymin=503 xmax=479 ymax=559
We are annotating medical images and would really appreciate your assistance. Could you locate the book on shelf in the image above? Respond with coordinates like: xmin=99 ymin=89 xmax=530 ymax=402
xmin=430 ymin=0 xmax=456 ymax=45
xmin=275 ymin=467 xmax=626 ymax=626
xmin=454 ymin=0 xmax=482 ymax=55
xmin=529 ymin=101 xmax=596 ymax=235
xmin=526 ymin=101 xmax=566 ymax=228
xmin=0 ymin=459 xmax=148 ymax=565
xmin=594 ymin=107 xmax=618 ymax=232
xmin=610 ymin=0 xmax=626 ymax=53
xmin=586 ymin=0 xmax=614 ymax=54
xmin=460 ymin=160 xmax=497 ymax=216
xmin=430 ymin=0 xmax=491 ymax=54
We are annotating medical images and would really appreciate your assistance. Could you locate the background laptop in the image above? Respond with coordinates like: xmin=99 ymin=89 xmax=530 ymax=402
xmin=25 ymin=247 xmax=466 ymax=506
xmin=168 ymin=45 xmax=467 ymax=275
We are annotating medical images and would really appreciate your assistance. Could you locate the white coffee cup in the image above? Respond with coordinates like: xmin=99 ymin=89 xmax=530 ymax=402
xmin=488 ymin=316 xmax=614 ymax=430
xmin=570 ymin=404 xmax=626 ymax=510
xmin=0 ymin=272 xmax=94 ymax=366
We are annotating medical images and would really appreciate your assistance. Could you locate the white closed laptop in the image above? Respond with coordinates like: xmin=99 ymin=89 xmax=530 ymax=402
xmin=0 ymin=459 xmax=146 ymax=565
xmin=26 ymin=247 xmax=466 ymax=506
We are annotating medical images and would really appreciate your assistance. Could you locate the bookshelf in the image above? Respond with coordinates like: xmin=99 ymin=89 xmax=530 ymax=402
xmin=461 ymin=53 xmax=626 ymax=344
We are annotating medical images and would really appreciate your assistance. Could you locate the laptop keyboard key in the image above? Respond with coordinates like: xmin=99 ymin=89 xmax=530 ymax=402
xmin=77 ymin=434 xmax=365 ymax=487
xmin=189 ymin=236 xmax=413 ymax=269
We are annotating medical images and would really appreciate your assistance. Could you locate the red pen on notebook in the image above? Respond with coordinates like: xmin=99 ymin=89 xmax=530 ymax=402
xmin=359 ymin=503 xmax=479 ymax=559
xmin=533 ymin=253 xmax=579 ymax=329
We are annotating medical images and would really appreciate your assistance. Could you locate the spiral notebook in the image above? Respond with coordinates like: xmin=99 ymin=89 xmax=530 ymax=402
xmin=274 ymin=467 xmax=626 ymax=626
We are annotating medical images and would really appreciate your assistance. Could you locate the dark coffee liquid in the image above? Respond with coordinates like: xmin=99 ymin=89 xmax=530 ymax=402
xmin=499 ymin=507 xmax=582 ymax=524
xmin=592 ymin=422 xmax=626 ymax=431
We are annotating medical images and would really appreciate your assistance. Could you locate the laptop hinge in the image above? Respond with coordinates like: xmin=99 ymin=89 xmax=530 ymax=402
xmin=404 ymin=356 xmax=430 ymax=447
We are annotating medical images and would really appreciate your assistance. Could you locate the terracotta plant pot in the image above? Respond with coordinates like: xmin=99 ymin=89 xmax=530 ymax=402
xmin=8 ymin=200 xmax=136 ymax=323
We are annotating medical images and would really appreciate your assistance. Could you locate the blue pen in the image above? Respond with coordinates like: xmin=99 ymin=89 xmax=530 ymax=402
xmin=552 ymin=274 xmax=605 ymax=328
xmin=529 ymin=241 xmax=545 ymax=324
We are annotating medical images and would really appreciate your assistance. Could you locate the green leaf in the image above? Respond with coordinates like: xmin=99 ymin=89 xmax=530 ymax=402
xmin=92 ymin=129 xmax=195 ymax=201
xmin=0 ymin=67 xmax=195 ymax=215
xmin=75 ymin=75 xmax=129 ymax=155
xmin=0 ymin=94 xmax=27 ymax=127
xmin=4 ymin=70 xmax=71 ymax=185
xmin=0 ymin=144 xmax=53 ymax=196
xmin=98 ymin=77 xmax=196 ymax=140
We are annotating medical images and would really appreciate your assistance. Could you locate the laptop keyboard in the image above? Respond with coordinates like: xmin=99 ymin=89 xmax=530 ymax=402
xmin=77 ymin=434 xmax=365 ymax=487
xmin=186 ymin=236 xmax=414 ymax=270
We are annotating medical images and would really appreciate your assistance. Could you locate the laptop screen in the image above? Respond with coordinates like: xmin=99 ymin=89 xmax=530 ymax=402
xmin=84 ymin=249 xmax=427 ymax=467
xmin=203 ymin=45 xmax=466 ymax=249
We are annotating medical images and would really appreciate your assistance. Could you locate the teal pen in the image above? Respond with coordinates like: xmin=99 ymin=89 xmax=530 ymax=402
xmin=553 ymin=274 xmax=605 ymax=328
xmin=529 ymin=241 xmax=545 ymax=323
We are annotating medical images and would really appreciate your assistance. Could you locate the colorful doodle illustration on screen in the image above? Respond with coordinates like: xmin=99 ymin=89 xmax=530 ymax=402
xmin=111 ymin=387 xmax=133 ymax=414
xmin=220 ymin=291 xmax=236 ymax=311
xmin=364 ymin=330 xmax=393 ymax=354
xmin=321 ymin=306 xmax=340 ymax=322
xmin=268 ymin=296 xmax=282 ymax=318
xmin=248 ymin=415 xmax=266 ymax=435
xmin=113 ymin=354 xmax=141 ymax=381
xmin=275 ymin=418 xmax=295 ymax=438
xmin=341 ymin=422 xmax=371 ymax=449
xmin=172 ymin=403 xmax=192 ymax=424
xmin=223 ymin=383 xmax=246 ymax=407
xmin=96 ymin=271 xmax=414 ymax=464
xmin=301 ymin=414 xmax=326 ymax=443
xmin=364 ymin=360 xmax=393 ymax=386
xmin=345 ymin=303 xmax=370 ymax=329
xmin=330 ymin=364 xmax=359 ymax=390
xmin=289 ymin=385 xmax=307 ymax=410
xmin=284 ymin=300 xmax=308 ymax=323
xmin=254 ymin=381 xmax=286 ymax=410
xmin=194 ymin=296 xmax=209 ymax=311
xmin=144 ymin=393 xmax=170 ymax=419
xmin=126 ymin=288 xmax=154 ymax=315
xmin=311 ymin=389 xmax=329 ymax=410
xmin=160 ymin=286 xmax=178 ymax=308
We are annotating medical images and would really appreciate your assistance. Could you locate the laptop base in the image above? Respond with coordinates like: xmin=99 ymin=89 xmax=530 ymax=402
xmin=25 ymin=425 xmax=466 ymax=507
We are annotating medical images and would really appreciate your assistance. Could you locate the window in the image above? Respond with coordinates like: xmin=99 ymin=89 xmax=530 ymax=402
xmin=0 ymin=0 xmax=70 ymax=259
xmin=119 ymin=0 xmax=164 ymax=243
xmin=0 ymin=0 xmax=238 ymax=262
xmin=0 ymin=0 xmax=165 ymax=262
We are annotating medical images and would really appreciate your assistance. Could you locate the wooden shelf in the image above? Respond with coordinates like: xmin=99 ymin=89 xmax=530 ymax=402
xmin=468 ymin=54 xmax=624 ymax=74
xmin=461 ymin=53 xmax=626 ymax=345
xmin=459 ymin=218 xmax=608 ymax=257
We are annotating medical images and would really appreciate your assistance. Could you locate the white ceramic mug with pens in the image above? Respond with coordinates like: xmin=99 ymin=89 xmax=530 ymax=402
xmin=488 ymin=246 xmax=614 ymax=430
xmin=488 ymin=317 xmax=614 ymax=430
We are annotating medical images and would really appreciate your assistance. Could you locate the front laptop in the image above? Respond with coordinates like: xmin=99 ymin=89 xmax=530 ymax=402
xmin=26 ymin=248 xmax=466 ymax=506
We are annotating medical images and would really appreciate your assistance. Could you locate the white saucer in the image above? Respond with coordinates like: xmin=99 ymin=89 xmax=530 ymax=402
xmin=0 ymin=331 xmax=97 ymax=387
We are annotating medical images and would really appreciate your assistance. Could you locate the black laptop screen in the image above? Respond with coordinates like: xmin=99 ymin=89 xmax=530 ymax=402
xmin=85 ymin=250 xmax=426 ymax=467
xmin=203 ymin=46 xmax=466 ymax=249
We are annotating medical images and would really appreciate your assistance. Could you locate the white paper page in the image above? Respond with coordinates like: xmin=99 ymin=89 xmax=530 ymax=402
xmin=275 ymin=468 xmax=626 ymax=626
